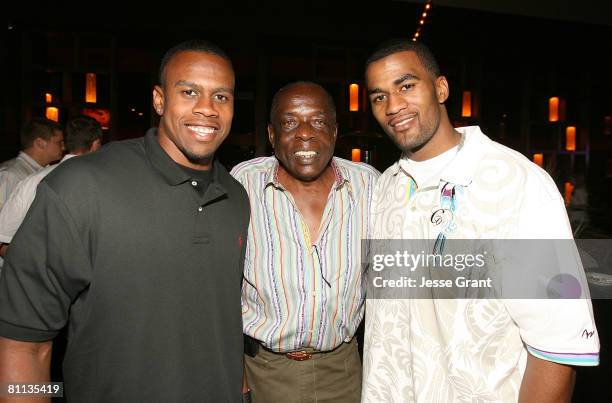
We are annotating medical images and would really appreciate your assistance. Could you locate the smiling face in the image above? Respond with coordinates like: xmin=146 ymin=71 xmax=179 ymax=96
xmin=153 ymin=51 xmax=234 ymax=170
xmin=366 ymin=50 xmax=449 ymax=160
xmin=269 ymin=83 xmax=337 ymax=183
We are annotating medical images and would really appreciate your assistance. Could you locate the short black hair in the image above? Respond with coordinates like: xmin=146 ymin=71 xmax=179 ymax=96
xmin=269 ymin=81 xmax=337 ymax=122
xmin=158 ymin=39 xmax=233 ymax=86
xmin=20 ymin=118 xmax=62 ymax=149
xmin=65 ymin=115 xmax=103 ymax=153
xmin=365 ymin=39 xmax=441 ymax=78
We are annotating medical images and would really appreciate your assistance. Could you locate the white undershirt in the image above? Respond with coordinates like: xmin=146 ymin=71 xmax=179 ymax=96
xmin=399 ymin=145 xmax=459 ymax=187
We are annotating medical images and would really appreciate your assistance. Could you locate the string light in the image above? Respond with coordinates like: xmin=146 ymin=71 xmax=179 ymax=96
xmin=413 ymin=1 xmax=432 ymax=42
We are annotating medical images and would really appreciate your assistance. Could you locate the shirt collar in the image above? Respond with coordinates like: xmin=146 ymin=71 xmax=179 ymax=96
xmin=390 ymin=126 xmax=488 ymax=188
xmin=440 ymin=126 xmax=489 ymax=186
xmin=144 ymin=128 xmax=224 ymax=188
xmin=60 ymin=154 xmax=77 ymax=163
xmin=18 ymin=151 xmax=44 ymax=170
xmin=265 ymin=157 xmax=350 ymax=191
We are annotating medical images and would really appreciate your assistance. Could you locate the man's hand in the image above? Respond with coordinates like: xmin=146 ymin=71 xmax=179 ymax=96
xmin=0 ymin=244 xmax=8 ymax=258
xmin=519 ymin=352 xmax=576 ymax=403
xmin=0 ymin=336 xmax=52 ymax=403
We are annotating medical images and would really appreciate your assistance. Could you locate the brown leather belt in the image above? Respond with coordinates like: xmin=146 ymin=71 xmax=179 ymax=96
xmin=284 ymin=351 xmax=314 ymax=361
xmin=250 ymin=335 xmax=352 ymax=361
xmin=259 ymin=342 xmax=319 ymax=361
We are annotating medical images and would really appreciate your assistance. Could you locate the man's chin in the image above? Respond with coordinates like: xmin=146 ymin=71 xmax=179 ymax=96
xmin=184 ymin=150 xmax=215 ymax=166
xmin=390 ymin=132 xmax=429 ymax=154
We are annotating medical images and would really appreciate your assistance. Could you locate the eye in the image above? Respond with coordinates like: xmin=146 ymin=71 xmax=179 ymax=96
xmin=182 ymin=89 xmax=198 ymax=97
xmin=370 ymin=94 xmax=386 ymax=104
xmin=399 ymin=83 xmax=415 ymax=92
xmin=214 ymin=93 xmax=230 ymax=102
xmin=313 ymin=119 xmax=327 ymax=127
xmin=282 ymin=119 xmax=297 ymax=129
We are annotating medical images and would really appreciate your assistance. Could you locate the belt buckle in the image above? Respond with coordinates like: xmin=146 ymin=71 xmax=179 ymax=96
xmin=285 ymin=351 xmax=313 ymax=361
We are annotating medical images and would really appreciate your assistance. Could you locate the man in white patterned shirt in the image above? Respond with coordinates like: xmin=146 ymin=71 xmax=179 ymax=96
xmin=361 ymin=39 xmax=599 ymax=403
xmin=231 ymin=81 xmax=379 ymax=403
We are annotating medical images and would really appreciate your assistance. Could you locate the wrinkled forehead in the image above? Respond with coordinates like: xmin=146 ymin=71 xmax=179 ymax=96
xmin=274 ymin=86 xmax=335 ymax=117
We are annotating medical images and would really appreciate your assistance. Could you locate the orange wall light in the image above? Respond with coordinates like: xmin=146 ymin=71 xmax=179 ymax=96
xmin=533 ymin=153 xmax=543 ymax=167
xmin=351 ymin=148 xmax=361 ymax=162
xmin=45 ymin=93 xmax=52 ymax=103
xmin=461 ymin=91 xmax=472 ymax=117
xmin=85 ymin=73 xmax=97 ymax=103
xmin=549 ymin=97 xmax=559 ymax=122
xmin=565 ymin=126 xmax=576 ymax=151
xmin=349 ymin=84 xmax=359 ymax=112
xmin=45 ymin=107 xmax=59 ymax=122
xmin=564 ymin=181 xmax=575 ymax=206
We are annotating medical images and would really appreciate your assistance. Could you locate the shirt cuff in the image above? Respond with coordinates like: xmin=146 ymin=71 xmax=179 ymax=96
xmin=526 ymin=344 xmax=599 ymax=366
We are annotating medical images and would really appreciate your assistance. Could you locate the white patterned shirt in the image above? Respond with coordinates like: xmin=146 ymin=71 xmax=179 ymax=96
xmin=362 ymin=126 xmax=599 ymax=403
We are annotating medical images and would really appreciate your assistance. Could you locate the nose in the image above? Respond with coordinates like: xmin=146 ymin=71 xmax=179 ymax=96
xmin=386 ymin=93 xmax=407 ymax=116
xmin=193 ymin=96 xmax=218 ymax=117
xmin=295 ymin=122 xmax=315 ymax=141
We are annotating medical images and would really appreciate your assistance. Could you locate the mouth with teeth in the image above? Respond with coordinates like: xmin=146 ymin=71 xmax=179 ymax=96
xmin=294 ymin=150 xmax=318 ymax=161
xmin=389 ymin=113 xmax=417 ymax=131
xmin=186 ymin=124 xmax=217 ymax=140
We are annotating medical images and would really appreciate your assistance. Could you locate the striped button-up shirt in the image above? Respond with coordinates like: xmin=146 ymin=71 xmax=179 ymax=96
xmin=231 ymin=156 xmax=379 ymax=352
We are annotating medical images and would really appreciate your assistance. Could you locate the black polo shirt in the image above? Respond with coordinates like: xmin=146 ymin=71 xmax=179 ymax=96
xmin=0 ymin=131 xmax=250 ymax=403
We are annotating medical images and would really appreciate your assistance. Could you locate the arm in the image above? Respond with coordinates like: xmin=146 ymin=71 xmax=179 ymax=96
xmin=518 ymin=353 xmax=575 ymax=403
xmin=0 ymin=172 xmax=42 ymax=251
xmin=0 ymin=244 xmax=7 ymax=258
xmin=0 ymin=336 xmax=52 ymax=403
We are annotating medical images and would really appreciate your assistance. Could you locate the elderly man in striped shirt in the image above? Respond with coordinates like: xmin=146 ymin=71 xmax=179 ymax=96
xmin=231 ymin=81 xmax=379 ymax=403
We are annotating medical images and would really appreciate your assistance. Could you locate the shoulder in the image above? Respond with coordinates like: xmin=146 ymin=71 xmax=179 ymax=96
xmin=215 ymin=162 xmax=250 ymax=223
xmin=476 ymin=135 xmax=561 ymax=203
xmin=453 ymin=127 xmax=560 ymax=205
xmin=373 ymin=162 xmax=402 ymax=189
xmin=0 ymin=158 xmax=19 ymax=176
xmin=230 ymin=156 xmax=276 ymax=180
xmin=13 ymin=165 xmax=55 ymax=196
xmin=0 ymin=156 xmax=18 ymax=168
xmin=216 ymin=161 xmax=249 ymax=202
xmin=333 ymin=157 xmax=381 ymax=182
xmin=44 ymin=137 xmax=146 ymax=188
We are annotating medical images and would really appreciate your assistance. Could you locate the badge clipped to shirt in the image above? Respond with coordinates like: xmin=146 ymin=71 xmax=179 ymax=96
xmin=432 ymin=182 xmax=462 ymax=254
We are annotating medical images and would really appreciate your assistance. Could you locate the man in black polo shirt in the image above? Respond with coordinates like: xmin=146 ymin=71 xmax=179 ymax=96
xmin=0 ymin=40 xmax=249 ymax=402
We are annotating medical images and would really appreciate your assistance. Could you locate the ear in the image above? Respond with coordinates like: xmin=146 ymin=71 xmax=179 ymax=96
xmin=332 ymin=123 xmax=338 ymax=140
xmin=267 ymin=123 xmax=275 ymax=148
xmin=89 ymin=138 xmax=102 ymax=153
xmin=435 ymin=76 xmax=450 ymax=104
xmin=153 ymin=85 xmax=165 ymax=116
xmin=33 ymin=137 xmax=47 ymax=150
